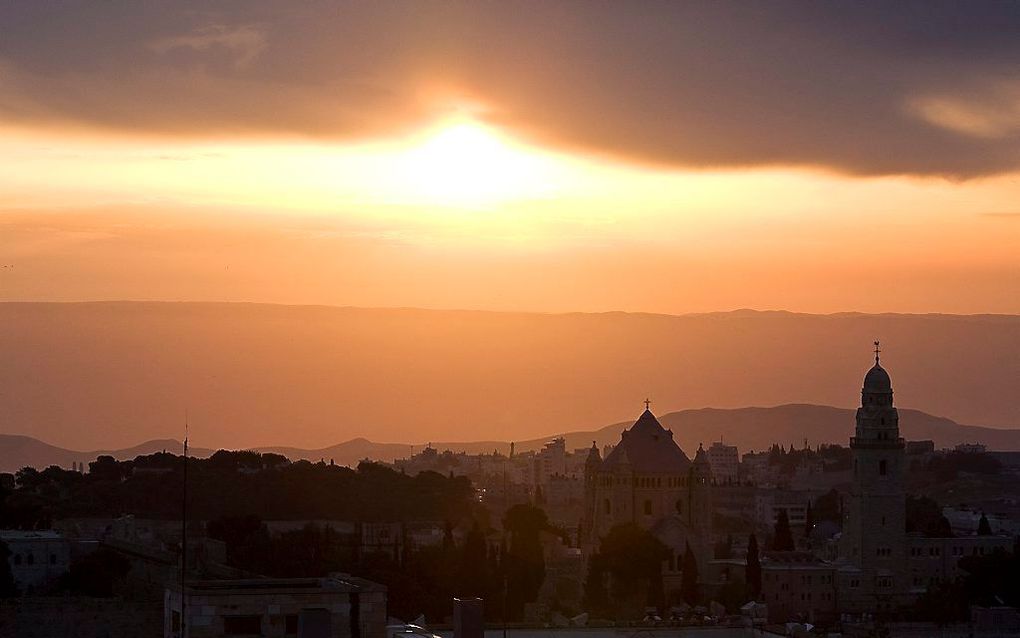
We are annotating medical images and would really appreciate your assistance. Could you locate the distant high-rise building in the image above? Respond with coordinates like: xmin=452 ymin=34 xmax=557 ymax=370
xmin=707 ymin=441 xmax=739 ymax=484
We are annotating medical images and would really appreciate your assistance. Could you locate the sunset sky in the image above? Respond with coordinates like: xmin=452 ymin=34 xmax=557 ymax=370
xmin=2 ymin=2 xmax=1018 ymax=314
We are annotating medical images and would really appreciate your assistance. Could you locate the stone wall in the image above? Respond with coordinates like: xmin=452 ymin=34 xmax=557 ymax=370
xmin=0 ymin=597 xmax=162 ymax=638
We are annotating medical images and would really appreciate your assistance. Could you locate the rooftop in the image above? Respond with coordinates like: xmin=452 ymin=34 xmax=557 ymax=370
xmin=175 ymin=574 xmax=385 ymax=596
xmin=0 ymin=530 xmax=63 ymax=541
xmin=600 ymin=409 xmax=691 ymax=473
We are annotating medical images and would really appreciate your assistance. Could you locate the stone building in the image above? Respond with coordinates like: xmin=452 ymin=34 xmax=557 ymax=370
xmin=165 ymin=574 xmax=386 ymax=638
xmin=761 ymin=551 xmax=837 ymax=625
xmin=0 ymin=530 xmax=71 ymax=594
xmin=581 ymin=407 xmax=714 ymax=584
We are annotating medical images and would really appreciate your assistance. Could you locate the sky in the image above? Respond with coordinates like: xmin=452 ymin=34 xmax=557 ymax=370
xmin=1 ymin=2 xmax=1018 ymax=314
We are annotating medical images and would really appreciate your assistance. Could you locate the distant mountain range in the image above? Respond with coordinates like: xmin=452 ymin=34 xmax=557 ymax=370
xmin=1 ymin=303 xmax=1017 ymax=451
xmin=3 ymin=403 xmax=1017 ymax=474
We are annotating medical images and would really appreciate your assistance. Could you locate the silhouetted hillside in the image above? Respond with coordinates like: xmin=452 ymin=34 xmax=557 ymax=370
xmin=1 ymin=302 xmax=1016 ymax=450
xmin=3 ymin=404 xmax=1018 ymax=473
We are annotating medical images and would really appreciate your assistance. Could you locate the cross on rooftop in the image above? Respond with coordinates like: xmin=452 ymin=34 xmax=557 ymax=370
xmin=874 ymin=340 xmax=881 ymax=363
xmin=644 ymin=398 xmax=651 ymax=410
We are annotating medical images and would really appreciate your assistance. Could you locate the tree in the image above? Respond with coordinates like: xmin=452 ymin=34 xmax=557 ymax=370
xmin=772 ymin=509 xmax=795 ymax=551
xmin=457 ymin=520 xmax=489 ymax=597
xmin=503 ymin=504 xmax=548 ymax=620
xmin=746 ymin=533 xmax=761 ymax=597
xmin=597 ymin=523 xmax=668 ymax=612
xmin=978 ymin=513 xmax=992 ymax=536
xmin=60 ymin=547 xmax=130 ymax=597
xmin=680 ymin=541 xmax=699 ymax=605
xmin=813 ymin=489 xmax=841 ymax=525
xmin=0 ymin=540 xmax=16 ymax=597
xmin=582 ymin=552 xmax=609 ymax=614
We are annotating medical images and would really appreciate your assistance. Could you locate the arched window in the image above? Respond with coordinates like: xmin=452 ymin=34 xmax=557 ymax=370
xmin=604 ymin=498 xmax=611 ymax=515
xmin=26 ymin=553 xmax=34 ymax=565
xmin=675 ymin=499 xmax=683 ymax=515
xmin=644 ymin=500 xmax=652 ymax=516
xmin=13 ymin=554 xmax=21 ymax=566
xmin=879 ymin=460 xmax=887 ymax=476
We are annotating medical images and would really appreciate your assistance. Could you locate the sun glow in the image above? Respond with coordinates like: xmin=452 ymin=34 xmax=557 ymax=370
xmin=392 ymin=120 xmax=558 ymax=208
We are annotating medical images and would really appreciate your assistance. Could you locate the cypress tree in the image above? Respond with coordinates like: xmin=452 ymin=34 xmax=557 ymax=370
xmin=772 ymin=509 xmax=795 ymax=551
xmin=0 ymin=540 xmax=16 ymax=598
xmin=746 ymin=533 xmax=761 ymax=597
xmin=978 ymin=513 xmax=992 ymax=536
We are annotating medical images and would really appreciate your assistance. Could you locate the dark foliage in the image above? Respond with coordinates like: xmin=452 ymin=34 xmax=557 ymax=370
xmin=772 ymin=509 xmax=795 ymax=551
xmin=680 ymin=541 xmax=699 ymax=605
xmin=1 ymin=453 xmax=475 ymax=529
xmin=605 ymin=523 xmax=667 ymax=604
xmin=503 ymin=504 xmax=549 ymax=620
xmin=915 ymin=547 xmax=1020 ymax=624
xmin=0 ymin=540 xmax=16 ymax=597
xmin=746 ymin=533 xmax=761 ymax=596
xmin=765 ymin=444 xmax=851 ymax=477
xmin=59 ymin=547 xmax=130 ymax=597
xmin=906 ymin=495 xmax=953 ymax=538
xmin=812 ymin=489 xmax=841 ymax=525
xmin=927 ymin=451 xmax=1001 ymax=482
xmin=978 ymin=513 xmax=992 ymax=536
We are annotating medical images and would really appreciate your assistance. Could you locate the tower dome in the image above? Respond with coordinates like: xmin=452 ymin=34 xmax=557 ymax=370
xmin=862 ymin=340 xmax=892 ymax=393
xmin=864 ymin=363 xmax=892 ymax=393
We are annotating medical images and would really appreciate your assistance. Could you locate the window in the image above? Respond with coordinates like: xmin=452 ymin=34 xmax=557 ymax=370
xmin=171 ymin=611 xmax=181 ymax=633
xmin=50 ymin=554 xmax=57 ymax=565
xmin=224 ymin=615 xmax=262 ymax=635
xmin=285 ymin=615 xmax=299 ymax=635
xmin=26 ymin=553 xmax=33 ymax=565
xmin=13 ymin=554 xmax=21 ymax=566
xmin=643 ymin=500 xmax=652 ymax=516
xmin=879 ymin=460 xmax=887 ymax=476
xmin=604 ymin=499 xmax=611 ymax=515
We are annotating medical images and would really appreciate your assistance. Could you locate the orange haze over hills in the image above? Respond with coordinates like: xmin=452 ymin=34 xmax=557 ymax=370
xmin=0 ymin=302 xmax=1016 ymax=451
xmin=1 ymin=5 xmax=1018 ymax=453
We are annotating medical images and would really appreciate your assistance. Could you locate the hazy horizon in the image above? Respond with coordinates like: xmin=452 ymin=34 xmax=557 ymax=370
xmin=2 ymin=302 xmax=1016 ymax=450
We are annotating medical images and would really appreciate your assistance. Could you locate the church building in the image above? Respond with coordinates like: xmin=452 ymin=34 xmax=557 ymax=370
xmin=837 ymin=342 xmax=912 ymax=612
xmin=581 ymin=404 xmax=714 ymax=592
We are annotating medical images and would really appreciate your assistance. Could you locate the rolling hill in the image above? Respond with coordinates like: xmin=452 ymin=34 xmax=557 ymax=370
xmin=0 ymin=302 xmax=1017 ymax=451
xmin=3 ymin=404 xmax=1017 ymax=473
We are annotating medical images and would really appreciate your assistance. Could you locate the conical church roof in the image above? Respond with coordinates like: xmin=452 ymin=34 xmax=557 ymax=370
xmin=601 ymin=409 xmax=691 ymax=473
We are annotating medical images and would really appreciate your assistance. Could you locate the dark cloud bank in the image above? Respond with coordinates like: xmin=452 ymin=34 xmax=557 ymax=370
xmin=2 ymin=1 xmax=1019 ymax=177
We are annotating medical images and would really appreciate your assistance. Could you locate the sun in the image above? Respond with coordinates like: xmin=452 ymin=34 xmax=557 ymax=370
xmin=395 ymin=119 xmax=553 ymax=208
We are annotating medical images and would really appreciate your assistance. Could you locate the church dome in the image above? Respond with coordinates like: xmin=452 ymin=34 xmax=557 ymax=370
xmin=863 ymin=363 xmax=892 ymax=393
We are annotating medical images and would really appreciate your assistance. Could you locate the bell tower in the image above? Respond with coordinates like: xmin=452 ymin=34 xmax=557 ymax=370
xmin=841 ymin=341 xmax=907 ymax=609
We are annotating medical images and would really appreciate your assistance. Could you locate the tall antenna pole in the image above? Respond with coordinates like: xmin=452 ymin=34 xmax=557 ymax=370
xmin=181 ymin=411 xmax=189 ymax=637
